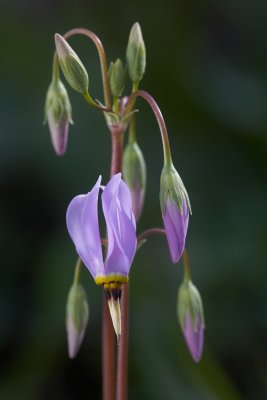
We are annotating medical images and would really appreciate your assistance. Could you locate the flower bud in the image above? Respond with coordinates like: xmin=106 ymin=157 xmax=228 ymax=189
xmin=44 ymin=79 xmax=73 ymax=155
xmin=66 ymin=283 xmax=89 ymax=358
xmin=108 ymin=59 xmax=125 ymax=97
xmin=177 ymin=280 xmax=205 ymax=362
xmin=126 ymin=22 xmax=146 ymax=84
xmin=55 ymin=33 xmax=89 ymax=94
xmin=122 ymin=141 xmax=146 ymax=221
xmin=160 ymin=163 xmax=191 ymax=263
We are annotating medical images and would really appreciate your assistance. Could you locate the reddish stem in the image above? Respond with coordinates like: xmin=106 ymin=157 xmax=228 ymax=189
xmin=102 ymin=299 xmax=116 ymax=400
xmin=116 ymin=284 xmax=129 ymax=400
xmin=102 ymin=127 xmax=124 ymax=400
xmin=137 ymin=228 xmax=166 ymax=244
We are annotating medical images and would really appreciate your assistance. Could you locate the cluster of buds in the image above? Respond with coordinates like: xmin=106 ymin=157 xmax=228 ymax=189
xmin=44 ymin=22 xmax=205 ymax=365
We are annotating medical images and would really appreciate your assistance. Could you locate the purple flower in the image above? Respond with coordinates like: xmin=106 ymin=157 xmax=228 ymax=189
xmin=177 ymin=280 xmax=205 ymax=363
xmin=66 ymin=173 xmax=137 ymax=284
xmin=182 ymin=313 xmax=204 ymax=363
xmin=160 ymin=163 xmax=191 ymax=263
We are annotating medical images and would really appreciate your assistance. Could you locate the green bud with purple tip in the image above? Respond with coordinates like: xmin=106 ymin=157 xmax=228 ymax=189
xmin=160 ymin=163 xmax=191 ymax=263
xmin=177 ymin=279 xmax=205 ymax=362
xmin=44 ymin=78 xmax=73 ymax=156
xmin=66 ymin=282 xmax=89 ymax=359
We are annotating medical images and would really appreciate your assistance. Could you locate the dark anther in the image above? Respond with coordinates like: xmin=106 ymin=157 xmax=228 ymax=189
xmin=111 ymin=287 xmax=122 ymax=301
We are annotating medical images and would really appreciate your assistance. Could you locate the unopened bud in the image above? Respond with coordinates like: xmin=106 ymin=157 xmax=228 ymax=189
xmin=55 ymin=33 xmax=89 ymax=94
xmin=177 ymin=280 xmax=205 ymax=362
xmin=160 ymin=163 xmax=191 ymax=263
xmin=44 ymin=79 xmax=73 ymax=155
xmin=126 ymin=22 xmax=146 ymax=84
xmin=66 ymin=283 xmax=89 ymax=358
xmin=122 ymin=141 xmax=146 ymax=221
xmin=108 ymin=59 xmax=125 ymax=97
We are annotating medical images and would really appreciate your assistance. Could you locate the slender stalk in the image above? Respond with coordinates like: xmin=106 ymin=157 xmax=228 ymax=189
xmin=53 ymin=27 xmax=111 ymax=109
xmin=182 ymin=249 xmax=191 ymax=282
xmin=73 ymin=257 xmax=82 ymax=284
xmin=137 ymin=227 xmax=166 ymax=244
xmin=125 ymin=90 xmax=172 ymax=166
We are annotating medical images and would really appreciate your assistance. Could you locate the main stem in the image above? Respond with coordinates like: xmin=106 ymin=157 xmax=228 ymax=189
xmin=102 ymin=128 xmax=125 ymax=400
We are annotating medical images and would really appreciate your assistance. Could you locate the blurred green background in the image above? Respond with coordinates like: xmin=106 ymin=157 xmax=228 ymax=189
xmin=0 ymin=0 xmax=267 ymax=399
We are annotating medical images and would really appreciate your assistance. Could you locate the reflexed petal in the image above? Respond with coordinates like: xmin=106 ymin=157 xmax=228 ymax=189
xmin=183 ymin=314 xmax=204 ymax=362
xmin=66 ymin=176 xmax=104 ymax=278
xmin=117 ymin=178 xmax=136 ymax=262
xmin=102 ymin=174 xmax=136 ymax=276
xmin=163 ymin=198 xmax=189 ymax=263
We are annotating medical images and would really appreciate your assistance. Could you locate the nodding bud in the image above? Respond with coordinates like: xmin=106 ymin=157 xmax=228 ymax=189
xmin=177 ymin=280 xmax=205 ymax=362
xmin=44 ymin=79 xmax=73 ymax=156
xmin=126 ymin=22 xmax=146 ymax=84
xmin=55 ymin=33 xmax=89 ymax=94
xmin=160 ymin=163 xmax=191 ymax=263
xmin=108 ymin=59 xmax=126 ymax=97
xmin=66 ymin=283 xmax=89 ymax=359
xmin=122 ymin=141 xmax=146 ymax=221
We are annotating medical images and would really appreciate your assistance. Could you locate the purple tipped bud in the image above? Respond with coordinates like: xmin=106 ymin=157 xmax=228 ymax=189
xmin=66 ymin=283 xmax=89 ymax=358
xmin=55 ymin=33 xmax=89 ymax=94
xmin=177 ymin=280 xmax=205 ymax=362
xmin=122 ymin=141 xmax=146 ymax=221
xmin=44 ymin=79 xmax=73 ymax=155
xmin=160 ymin=163 xmax=191 ymax=263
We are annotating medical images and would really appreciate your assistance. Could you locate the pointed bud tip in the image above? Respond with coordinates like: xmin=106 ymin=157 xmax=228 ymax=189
xmin=54 ymin=33 xmax=71 ymax=59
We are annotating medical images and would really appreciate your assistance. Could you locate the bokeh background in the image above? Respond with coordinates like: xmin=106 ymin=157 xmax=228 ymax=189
xmin=0 ymin=0 xmax=267 ymax=399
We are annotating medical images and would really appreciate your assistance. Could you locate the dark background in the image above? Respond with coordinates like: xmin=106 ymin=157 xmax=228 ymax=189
xmin=0 ymin=0 xmax=267 ymax=399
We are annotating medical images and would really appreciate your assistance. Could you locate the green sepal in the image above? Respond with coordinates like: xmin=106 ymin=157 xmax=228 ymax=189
xmin=160 ymin=163 xmax=191 ymax=216
xmin=66 ymin=283 xmax=89 ymax=333
xmin=177 ymin=280 xmax=205 ymax=332
xmin=44 ymin=79 xmax=73 ymax=125
xmin=59 ymin=53 xmax=89 ymax=94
